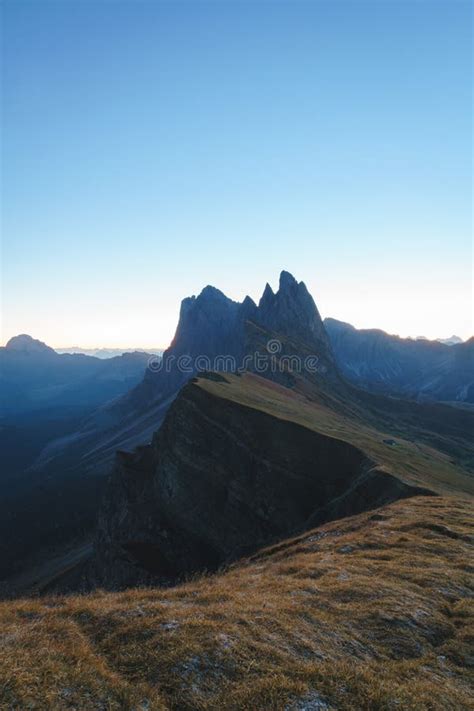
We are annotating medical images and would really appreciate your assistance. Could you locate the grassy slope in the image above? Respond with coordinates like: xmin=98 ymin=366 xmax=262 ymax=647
xmin=1 ymin=372 xmax=473 ymax=710
xmin=198 ymin=373 xmax=474 ymax=497
xmin=1 ymin=496 xmax=472 ymax=710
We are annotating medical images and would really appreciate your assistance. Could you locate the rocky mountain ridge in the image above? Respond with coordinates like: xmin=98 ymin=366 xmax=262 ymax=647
xmin=92 ymin=373 xmax=434 ymax=590
xmin=0 ymin=271 xmax=340 ymax=589
xmin=3 ymin=272 xmax=473 ymax=596
xmin=44 ymin=271 xmax=340 ymax=474
xmin=325 ymin=318 xmax=474 ymax=404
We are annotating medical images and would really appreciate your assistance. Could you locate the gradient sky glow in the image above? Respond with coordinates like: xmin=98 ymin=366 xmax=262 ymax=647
xmin=2 ymin=0 xmax=472 ymax=348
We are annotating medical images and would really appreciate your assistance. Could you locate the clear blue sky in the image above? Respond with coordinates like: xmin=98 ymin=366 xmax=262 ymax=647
xmin=2 ymin=0 xmax=472 ymax=347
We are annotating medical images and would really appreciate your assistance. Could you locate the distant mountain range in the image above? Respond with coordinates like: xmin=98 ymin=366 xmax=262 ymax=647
xmin=435 ymin=335 xmax=464 ymax=345
xmin=34 ymin=271 xmax=340 ymax=478
xmin=55 ymin=346 xmax=163 ymax=359
xmin=325 ymin=319 xmax=474 ymax=404
xmin=1 ymin=272 xmax=473 ymax=597
xmin=0 ymin=334 xmax=153 ymax=416
xmin=53 ymin=337 xmax=465 ymax=357
xmin=84 ymin=275 xmax=472 ymax=590
xmin=0 ymin=336 xmax=155 ymax=582
xmin=26 ymin=278 xmax=472 ymax=487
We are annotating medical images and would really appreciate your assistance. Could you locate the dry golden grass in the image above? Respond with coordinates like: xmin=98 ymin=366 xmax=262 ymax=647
xmin=1 ymin=495 xmax=473 ymax=710
xmin=199 ymin=372 xmax=474 ymax=496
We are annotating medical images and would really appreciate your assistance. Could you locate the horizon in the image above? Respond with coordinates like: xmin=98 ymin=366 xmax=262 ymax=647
xmin=1 ymin=268 xmax=472 ymax=350
xmin=1 ymin=268 xmax=469 ymax=351
xmin=2 ymin=0 xmax=472 ymax=347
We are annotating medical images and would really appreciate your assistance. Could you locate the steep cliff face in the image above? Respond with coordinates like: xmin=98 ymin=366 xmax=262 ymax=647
xmin=93 ymin=374 xmax=430 ymax=589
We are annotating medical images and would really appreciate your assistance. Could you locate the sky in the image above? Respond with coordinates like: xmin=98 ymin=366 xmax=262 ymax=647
xmin=2 ymin=0 xmax=472 ymax=348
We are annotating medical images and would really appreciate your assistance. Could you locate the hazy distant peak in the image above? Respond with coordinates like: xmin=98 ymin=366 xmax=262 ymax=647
xmin=54 ymin=347 xmax=162 ymax=358
xmin=437 ymin=335 xmax=463 ymax=346
xmin=5 ymin=334 xmax=55 ymax=354
xmin=325 ymin=321 xmax=466 ymax=346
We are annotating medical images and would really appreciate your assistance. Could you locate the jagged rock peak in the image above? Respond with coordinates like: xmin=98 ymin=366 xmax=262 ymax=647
xmin=241 ymin=295 xmax=258 ymax=320
xmin=260 ymin=282 xmax=275 ymax=301
xmin=5 ymin=334 xmax=55 ymax=354
xmin=167 ymin=271 xmax=334 ymax=371
xmin=242 ymin=294 xmax=257 ymax=309
xmin=255 ymin=271 xmax=330 ymax=351
xmin=259 ymin=271 xmax=310 ymax=306
xmin=168 ymin=283 xmax=249 ymax=356
xmin=279 ymin=270 xmax=298 ymax=290
xmin=198 ymin=285 xmax=232 ymax=303
xmin=176 ymin=285 xmax=234 ymax=317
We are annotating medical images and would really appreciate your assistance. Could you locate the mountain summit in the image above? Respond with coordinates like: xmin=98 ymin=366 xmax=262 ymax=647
xmin=30 ymin=270 xmax=340 ymax=483
xmin=166 ymin=270 xmax=332 ymax=373
xmin=258 ymin=271 xmax=331 ymax=353
xmin=120 ymin=270 xmax=338 ymax=421
xmin=168 ymin=284 xmax=255 ymax=359
xmin=5 ymin=334 xmax=55 ymax=355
